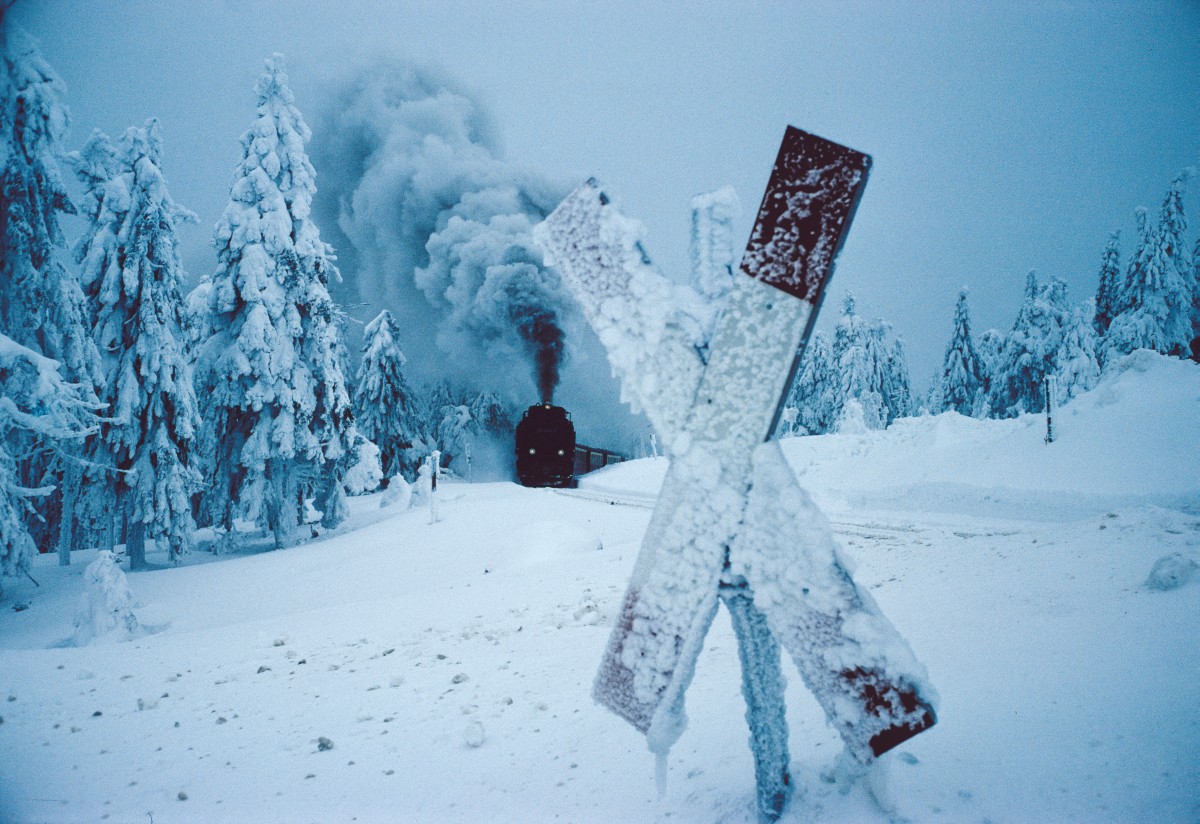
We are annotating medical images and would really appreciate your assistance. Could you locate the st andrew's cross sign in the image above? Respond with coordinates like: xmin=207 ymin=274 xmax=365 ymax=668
xmin=535 ymin=127 xmax=936 ymax=820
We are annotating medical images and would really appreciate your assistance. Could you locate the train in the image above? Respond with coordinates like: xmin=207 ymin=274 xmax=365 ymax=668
xmin=514 ymin=403 xmax=577 ymax=488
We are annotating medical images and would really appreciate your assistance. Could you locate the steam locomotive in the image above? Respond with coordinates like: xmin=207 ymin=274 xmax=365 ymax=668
xmin=515 ymin=403 xmax=577 ymax=488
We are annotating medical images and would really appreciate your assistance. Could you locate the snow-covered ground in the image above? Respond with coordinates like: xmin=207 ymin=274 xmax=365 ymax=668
xmin=1 ymin=351 xmax=1197 ymax=823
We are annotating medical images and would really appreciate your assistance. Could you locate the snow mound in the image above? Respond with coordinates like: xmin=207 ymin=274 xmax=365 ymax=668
xmin=1144 ymin=553 xmax=1199 ymax=592
xmin=587 ymin=352 xmax=1200 ymax=520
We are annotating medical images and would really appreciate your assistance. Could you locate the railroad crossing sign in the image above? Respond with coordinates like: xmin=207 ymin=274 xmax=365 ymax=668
xmin=535 ymin=127 xmax=936 ymax=820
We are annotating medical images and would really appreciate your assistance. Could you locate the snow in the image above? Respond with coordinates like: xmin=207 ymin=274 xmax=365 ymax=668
xmin=0 ymin=352 xmax=1197 ymax=822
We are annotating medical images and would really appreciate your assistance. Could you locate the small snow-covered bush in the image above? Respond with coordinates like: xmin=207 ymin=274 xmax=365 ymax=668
xmin=835 ymin=397 xmax=868 ymax=435
xmin=344 ymin=437 xmax=384 ymax=495
xmin=73 ymin=551 xmax=140 ymax=645
xmin=410 ymin=463 xmax=433 ymax=509
xmin=379 ymin=475 xmax=413 ymax=510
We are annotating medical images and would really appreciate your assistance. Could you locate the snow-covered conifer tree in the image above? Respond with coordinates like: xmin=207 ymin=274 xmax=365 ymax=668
xmin=418 ymin=380 xmax=455 ymax=460
xmin=1 ymin=27 xmax=102 ymax=559
xmin=313 ymin=324 xmax=357 ymax=530
xmin=469 ymin=390 xmax=513 ymax=440
xmin=0 ymin=334 xmax=97 ymax=597
xmin=1093 ymin=230 xmax=1121 ymax=337
xmin=1191 ymin=237 xmax=1200 ymax=362
xmin=60 ymin=130 xmax=124 ymax=555
xmin=352 ymin=309 xmax=420 ymax=478
xmin=1101 ymin=175 xmax=1193 ymax=364
xmin=937 ymin=290 xmax=984 ymax=416
xmin=193 ymin=54 xmax=352 ymax=549
xmin=1055 ymin=300 xmax=1100 ymax=402
xmin=881 ymin=330 xmax=914 ymax=423
xmin=832 ymin=295 xmax=911 ymax=429
xmin=989 ymin=272 xmax=1078 ymax=416
xmin=975 ymin=328 xmax=1004 ymax=413
xmin=781 ymin=331 xmax=838 ymax=435
xmin=69 ymin=120 xmax=201 ymax=568
xmin=833 ymin=295 xmax=884 ymax=429
xmin=434 ymin=403 xmax=475 ymax=474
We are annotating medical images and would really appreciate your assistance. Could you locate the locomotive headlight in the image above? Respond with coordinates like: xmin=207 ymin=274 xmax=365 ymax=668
xmin=528 ymin=448 xmax=536 ymax=455
xmin=557 ymin=449 xmax=565 ymax=456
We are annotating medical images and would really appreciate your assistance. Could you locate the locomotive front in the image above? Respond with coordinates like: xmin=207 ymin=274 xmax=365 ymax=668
xmin=514 ymin=403 xmax=576 ymax=487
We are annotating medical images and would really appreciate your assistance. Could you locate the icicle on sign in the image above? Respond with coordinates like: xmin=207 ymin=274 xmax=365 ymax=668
xmin=536 ymin=126 xmax=936 ymax=816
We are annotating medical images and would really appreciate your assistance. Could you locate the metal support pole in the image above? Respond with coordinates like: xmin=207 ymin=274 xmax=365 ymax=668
xmin=721 ymin=578 xmax=792 ymax=822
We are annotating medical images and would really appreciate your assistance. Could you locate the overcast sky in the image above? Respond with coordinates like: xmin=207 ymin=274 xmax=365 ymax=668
xmin=12 ymin=0 xmax=1200 ymax=425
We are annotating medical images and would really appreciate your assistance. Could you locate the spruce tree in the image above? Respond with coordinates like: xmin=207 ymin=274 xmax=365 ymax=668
xmin=782 ymin=331 xmax=838 ymax=435
xmin=881 ymin=330 xmax=914 ymax=423
xmin=352 ymin=309 xmax=420 ymax=479
xmin=469 ymin=390 xmax=514 ymax=441
xmin=975 ymin=328 xmax=1004 ymax=416
xmin=0 ymin=334 xmax=97 ymax=597
xmin=313 ymin=323 xmax=356 ymax=530
xmin=1055 ymin=300 xmax=1100 ymax=402
xmin=833 ymin=295 xmax=884 ymax=429
xmin=193 ymin=54 xmax=352 ymax=549
xmin=1101 ymin=175 xmax=1193 ymax=364
xmin=1093 ymin=230 xmax=1121 ymax=337
xmin=69 ymin=120 xmax=201 ymax=568
xmin=68 ymin=131 xmax=128 ymax=555
xmin=937 ymin=290 xmax=984 ymax=416
xmin=832 ymin=295 xmax=911 ymax=429
xmin=435 ymin=403 xmax=476 ymax=474
xmin=989 ymin=272 xmax=1091 ymax=416
xmin=1191 ymin=238 xmax=1200 ymax=362
xmin=0 ymin=27 xmax=102 ymax=561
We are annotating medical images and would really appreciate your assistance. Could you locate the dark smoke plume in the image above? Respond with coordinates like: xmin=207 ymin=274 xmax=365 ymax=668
xmin=313 ymin=62 xmax=571 ymax=401
xmin=520 ymin=305 xmax=565 ymax=402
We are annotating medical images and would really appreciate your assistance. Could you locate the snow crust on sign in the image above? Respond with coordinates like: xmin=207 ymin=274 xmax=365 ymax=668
xmin=533 ymin=181 xmax=707 ymax=445
xmin=688 ymin=185 xmax=740 ymax=348
xmin=732 ymin=442 xmax=936 ymax=763
xmin=741 ymin=128 xmax=869 ymax=303
xmin=590 ymin=276 xmax=814 ymax=755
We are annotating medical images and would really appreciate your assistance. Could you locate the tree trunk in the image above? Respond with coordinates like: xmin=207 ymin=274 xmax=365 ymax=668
xmin=721 ymin=581 xmax=792 ymax=822
xmin=265 ymin=459 xmax=295 ymax=550
xmin=57 ymin=464 xmax=79 ymax=566
xmin=127 ymin=519 xmax=147 ymax=570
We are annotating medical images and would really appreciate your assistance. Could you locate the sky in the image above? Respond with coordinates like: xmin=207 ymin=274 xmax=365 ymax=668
xmin=10 ymin=0 xmax=1200 ymax=445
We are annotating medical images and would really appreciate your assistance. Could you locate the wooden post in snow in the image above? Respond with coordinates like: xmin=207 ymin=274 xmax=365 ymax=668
xmin=429 ymin=450 xmax=441 ymax=524
xmin=1044 ymin=375 xmax=1056 ymax=444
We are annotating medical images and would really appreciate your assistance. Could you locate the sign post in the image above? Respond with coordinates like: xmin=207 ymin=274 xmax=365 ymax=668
xmin=537 ymin=127 xmax=937 ymax=820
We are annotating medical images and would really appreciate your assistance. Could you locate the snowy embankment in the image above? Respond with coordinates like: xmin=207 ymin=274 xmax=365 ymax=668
xmin=0 ymin=351 xmax=1197 ymax=824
